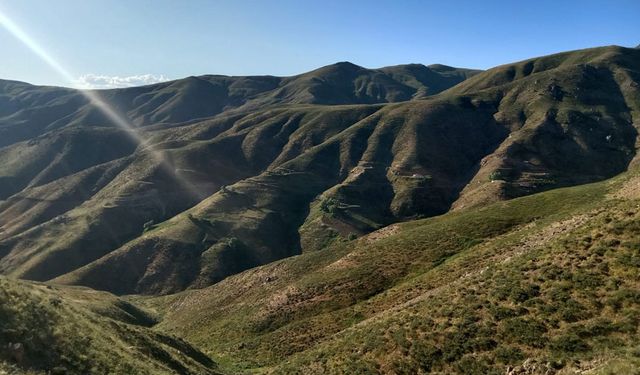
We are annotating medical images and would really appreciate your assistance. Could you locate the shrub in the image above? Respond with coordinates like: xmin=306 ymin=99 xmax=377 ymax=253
xmin=142 ymin=220 xmax=155 ymax=233
xmin=409 ymin=341 xmax=441 ymax=371
xmin=550 ymin=334 xmax=589 ymax=353
xmin=320 ymin=198 xmax=340 ymax=216
xmin=494 ymin=346 xmax=525 ymax=364
xmin=489 ymin=171 xmax=504 ymax=182
xmin=557 ymin=299 xmax=591 ymax=322
xmin=455 ymin=355 xmax=496 ymax=375
xmin=500 ymin=317 xmax=547 ymax=347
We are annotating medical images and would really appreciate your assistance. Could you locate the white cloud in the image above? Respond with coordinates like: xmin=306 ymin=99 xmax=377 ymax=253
xmin=74 ymin=73 xmax=171 ymax=89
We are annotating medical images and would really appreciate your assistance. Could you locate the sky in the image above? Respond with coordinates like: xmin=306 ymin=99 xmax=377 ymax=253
xmin=0 ymin=0 xmax=638 ymax=88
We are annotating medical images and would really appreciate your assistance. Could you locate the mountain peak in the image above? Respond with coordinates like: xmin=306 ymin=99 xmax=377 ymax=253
xmin=427 ymin=63 xmax=459 ymax=72
xmin=332 ymin=61 xmax=362 ymax=68
xmin=320 ymin=61 xmax=366 ymax=73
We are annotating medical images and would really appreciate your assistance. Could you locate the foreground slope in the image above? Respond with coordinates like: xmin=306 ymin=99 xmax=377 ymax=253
xmin=145 ymin=168 xmax=640 ymax=374
xmin=0 ymin=277 xmax=219 ymax=375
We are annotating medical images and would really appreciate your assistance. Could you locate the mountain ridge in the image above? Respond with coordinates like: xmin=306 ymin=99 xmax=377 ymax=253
xmin=0 ymin=45 xmax=636 ymax=296
xmin=0 ymin=61 xmax=479 ymax=142
xmin=1 ymin=44 xmax=640 ymax=374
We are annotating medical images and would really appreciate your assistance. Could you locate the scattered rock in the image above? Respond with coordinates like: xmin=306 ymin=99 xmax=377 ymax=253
xmin=506 ymin=358 xmax=556 ymax=375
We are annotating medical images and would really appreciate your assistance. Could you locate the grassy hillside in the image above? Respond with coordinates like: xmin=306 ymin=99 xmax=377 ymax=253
xmin=42 ymin=45 xmax=640 ymax=295
xmin=0 ymin=46 xmax=637 ymax=297
xmin=0 ymin=45 xmax=639 ymax=374
xmin=0 ymin=277 xmax=219 ymax=374
xmin=144 ymin=167 xmax=640 ymax=374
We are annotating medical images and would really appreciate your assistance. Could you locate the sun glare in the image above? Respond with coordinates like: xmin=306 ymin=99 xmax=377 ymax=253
xmin=0 ymin=7 xmax=203 ymax=200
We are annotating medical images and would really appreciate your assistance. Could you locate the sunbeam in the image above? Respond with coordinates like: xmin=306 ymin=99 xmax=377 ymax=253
xmin=0 ymin=6 xmax=203 ymax=200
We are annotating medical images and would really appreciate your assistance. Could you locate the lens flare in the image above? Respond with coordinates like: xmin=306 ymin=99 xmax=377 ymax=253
xmin=0 ymin=7 xmax=203 ymax=200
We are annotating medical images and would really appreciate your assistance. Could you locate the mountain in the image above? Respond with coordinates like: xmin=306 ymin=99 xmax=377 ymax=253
xmin=5 ymin=167 xmax=640 ymax=374
xmin=145 ymin=166 xmax=640 ymax=374
xmin=0 ymin=62 xmax=480 ymax=291
xmin=0 ymin=46 xmax=639 ymax=297
xmin=0 ymin=45 xmax=639 ymax=374
xmin=0 ymin=63 xmax=479 ymax=148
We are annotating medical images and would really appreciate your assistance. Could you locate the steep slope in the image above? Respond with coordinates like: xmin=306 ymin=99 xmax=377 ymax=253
xmin=0 ymin=62 xmax=480 ymax=283
xmin=49 ymin=46 xmax=640 ymax=295
xmin=51 ymin=100 xmax=507 ymax=294
xmin=444 ymin=46 xmax=640 ymax=209
xmin=0 ymin=46 xmax=638 ymax=297
xmin=0 ymin=277 xmax=219 ymax=374
xmin=144 ymin=168 xmax=640 ymax=374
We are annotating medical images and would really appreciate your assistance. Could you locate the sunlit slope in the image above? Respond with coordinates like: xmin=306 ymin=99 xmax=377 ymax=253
xmin=52 ymin=46 xmax=640 ymax=295
xmin=0 ymin=277 xmax=219 ymax=374
xmin=147 ymin=168 xmax=640 ymax=374
xmin=0 ymin=46 xmax=638 ymax=296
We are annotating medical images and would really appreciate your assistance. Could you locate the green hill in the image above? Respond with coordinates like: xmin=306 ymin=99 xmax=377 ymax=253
xmin=4 ymin=45 xmax=634 ymax=295
xmin=0 ymin=63 xmax=479 ymax=149
xmin=0 ymin=277 xmax=219 ymax=374
xmin=1 ymin=45 xmax=640 ymax=374
xmin=143 ymin=166 xmax=640 ymax=374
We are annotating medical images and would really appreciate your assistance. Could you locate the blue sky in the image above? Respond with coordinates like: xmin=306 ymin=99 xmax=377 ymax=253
xmin=0 ymin=0 xmax=638 ymax=88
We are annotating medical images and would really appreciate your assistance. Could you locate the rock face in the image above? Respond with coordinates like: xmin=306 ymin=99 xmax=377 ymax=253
xmin=0 ymin=46 xmax=639 ymax=295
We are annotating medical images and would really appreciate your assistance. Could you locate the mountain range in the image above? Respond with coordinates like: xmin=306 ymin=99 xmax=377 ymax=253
xmin=1 ymin=45 xmax=639 ymax=374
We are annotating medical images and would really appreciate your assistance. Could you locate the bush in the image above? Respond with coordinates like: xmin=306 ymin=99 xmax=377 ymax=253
xmin=500 ymin=317 xmax=547 ymax=347
xmin=494 ymin=346 xmax=524 ymax=364
xmin=557 ymin=299 xmax=591 ymax=322
xmin=142 ymin=220 xmax=155 ymax=233
xmin=320 ymin=197 xmax=340 ymax=216
xmin=409 ymin=341 xmax=441 ymax=371
xmin=550 ymin=334 xmax=589 ymax=353
xmin=454 ymin=355 xmax=496 ymax=375
xmin=489 ymin=171 xmax=504 ymax=182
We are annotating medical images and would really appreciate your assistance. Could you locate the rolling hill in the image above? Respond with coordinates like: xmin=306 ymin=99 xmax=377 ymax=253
xmin=143 ymin=164 xmax=640 ymax=374
xmin=1 ymin=46 xmax=637 ymax=296
xmin=0 ymin=45 xmax=639 ymax=374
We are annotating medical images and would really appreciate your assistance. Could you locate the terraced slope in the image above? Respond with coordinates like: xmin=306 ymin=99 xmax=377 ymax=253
xmin=144 ymin=168 xmax=640 ymax=374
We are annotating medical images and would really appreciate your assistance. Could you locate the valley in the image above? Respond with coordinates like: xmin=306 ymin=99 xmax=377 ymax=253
xmin=0 ymin=45 xmax=639 ymax=374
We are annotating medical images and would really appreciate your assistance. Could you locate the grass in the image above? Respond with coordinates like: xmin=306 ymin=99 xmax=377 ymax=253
xmin=141 ymin=167 xmax=640 ymax=374
xmin=269 ymin=176 xmax=640 ymax=373
xmin=0 ymin=278 xmax=219 ymax=374
xmin=2 ymin=46 xmax=638 ymax=299
xmin=1 ymin=45 xmax=640 ymax=373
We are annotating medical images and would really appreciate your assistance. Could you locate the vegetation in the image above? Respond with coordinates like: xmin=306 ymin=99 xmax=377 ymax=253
xmin=0 ymin=45 xmax=639 ymax=373
xmin=147 ymin=169 xmax=640 ymax=374
xmin=0 ymin=278 xmax=219 ymax=374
